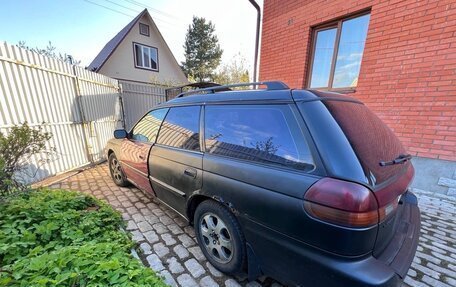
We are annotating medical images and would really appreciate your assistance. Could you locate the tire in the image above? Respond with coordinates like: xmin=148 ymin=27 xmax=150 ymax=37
xmin=108 ymin=153 xmax=129 ymax=187
xmin=194 ymin=200 xmax=246 ymax=275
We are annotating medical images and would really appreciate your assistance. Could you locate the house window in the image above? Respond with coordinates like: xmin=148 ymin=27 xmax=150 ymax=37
xmin=139 ymin=23 xmax=150 ymax=36
xmin=308 ymin=13 xmax=370 ymax=90
xmin=134 ymin=43 xmax=158 ymax=71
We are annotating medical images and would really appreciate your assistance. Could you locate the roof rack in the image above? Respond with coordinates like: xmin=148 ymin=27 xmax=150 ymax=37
xmin=176 ymin=81 xmax=289 ymax=98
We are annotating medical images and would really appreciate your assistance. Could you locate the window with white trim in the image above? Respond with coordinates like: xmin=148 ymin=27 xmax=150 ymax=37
xmin=134 ymin=43 xmax=158 ymax=71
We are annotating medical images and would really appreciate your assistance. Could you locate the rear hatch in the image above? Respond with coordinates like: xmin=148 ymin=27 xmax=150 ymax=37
xmin=321 ymin=97 xmax=415 ymax=256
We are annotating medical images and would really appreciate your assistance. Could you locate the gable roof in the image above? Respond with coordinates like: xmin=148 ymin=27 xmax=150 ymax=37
xmin=87 ymin=9 xmax=147 ymax=72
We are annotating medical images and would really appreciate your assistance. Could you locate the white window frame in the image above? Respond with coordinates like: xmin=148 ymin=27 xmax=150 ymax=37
xmin=133 ymin=42 xmax=159 ymax=71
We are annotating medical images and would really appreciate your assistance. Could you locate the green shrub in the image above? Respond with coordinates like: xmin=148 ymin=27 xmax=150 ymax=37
xmin=0 ymin=122 xmax=56 ymax=195
xmin=0 ymin=189 xmax=166 ymax=287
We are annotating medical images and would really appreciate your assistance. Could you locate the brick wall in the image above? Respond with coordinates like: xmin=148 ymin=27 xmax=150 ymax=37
xmin=260 ymin=0 xmax=456 ymax=160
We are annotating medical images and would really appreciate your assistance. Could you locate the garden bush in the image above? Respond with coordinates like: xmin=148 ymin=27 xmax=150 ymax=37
xmin=0 ymin=189 xmax=166 ymax=287
xmin=0 ymin=122 xmax=56 ymax=195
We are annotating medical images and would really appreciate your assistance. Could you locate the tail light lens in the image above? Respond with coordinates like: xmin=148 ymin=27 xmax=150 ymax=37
xmin=378 ymin=196 xmax=399 ymax=221
xmin=304 ymin=178 xmax=379 ymax=228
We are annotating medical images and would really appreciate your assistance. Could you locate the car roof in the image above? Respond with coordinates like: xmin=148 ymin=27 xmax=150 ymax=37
xmin=162 ymin=88 xmax=361 ymax=107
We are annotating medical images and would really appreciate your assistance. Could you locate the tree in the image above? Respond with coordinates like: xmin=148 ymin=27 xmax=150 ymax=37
xmin=17 ymin=41 xmax=81 ymax=65
xmin=182 ymin=16 xmax=223 ymax=82
xmin=213 ymin=53 xmax=250 ymax=85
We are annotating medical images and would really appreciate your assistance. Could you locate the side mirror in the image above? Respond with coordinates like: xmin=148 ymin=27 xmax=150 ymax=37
xmin=114 ymin=129 xmax=128 ymax=139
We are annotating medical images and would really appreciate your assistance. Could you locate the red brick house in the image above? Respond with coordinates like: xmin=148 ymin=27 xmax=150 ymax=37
xmin=259 ymin=0 xmax=456 ymax=194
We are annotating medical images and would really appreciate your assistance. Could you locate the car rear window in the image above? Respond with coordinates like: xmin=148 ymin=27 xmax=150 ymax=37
xmin=323 ymin=100 xmax=407 ymax=186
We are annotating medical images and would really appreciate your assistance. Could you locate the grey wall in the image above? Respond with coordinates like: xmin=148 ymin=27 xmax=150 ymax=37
xmin=411 ymin=157 xmax=456 ymax=196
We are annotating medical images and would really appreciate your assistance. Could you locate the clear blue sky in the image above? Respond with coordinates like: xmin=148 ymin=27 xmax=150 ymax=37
xmin=0 ymin=0 xmax=261 ymax=71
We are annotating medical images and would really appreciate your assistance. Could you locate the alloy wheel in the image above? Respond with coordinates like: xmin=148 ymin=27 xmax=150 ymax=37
xmin=110 ymin=158 xmax=123 ymax=182
xmin=199 ymin=213 xmax=234 ymax=264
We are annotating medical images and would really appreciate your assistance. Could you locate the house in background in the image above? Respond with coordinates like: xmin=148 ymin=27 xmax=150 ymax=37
xmin=88 ymin=9 xmax=187 ymax=86
xmin=259 ymin=0 xmax=456 ymax=195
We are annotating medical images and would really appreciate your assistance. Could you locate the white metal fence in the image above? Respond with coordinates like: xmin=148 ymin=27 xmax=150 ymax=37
xmin=120 ymin=80 xmax=166 ymax=129
xmin=0 ymin=42 xmax=161 ymax=183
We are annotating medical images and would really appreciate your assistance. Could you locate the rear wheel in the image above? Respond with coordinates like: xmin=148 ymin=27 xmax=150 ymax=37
xmin=109 ymin=153 xmax=129 ymax=187
xmin=194 ymin=200 xmax=246 ymax=275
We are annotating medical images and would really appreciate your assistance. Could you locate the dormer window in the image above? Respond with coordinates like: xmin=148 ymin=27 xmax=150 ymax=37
xmin=134 ymin=42 xmax=158 ymax=71
xmin=139 ymin=23 xmax=150 ymax=36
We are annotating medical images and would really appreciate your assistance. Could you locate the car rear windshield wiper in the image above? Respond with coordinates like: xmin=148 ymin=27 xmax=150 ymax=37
xmin=379 ymin=154 xmax=412 ymax=166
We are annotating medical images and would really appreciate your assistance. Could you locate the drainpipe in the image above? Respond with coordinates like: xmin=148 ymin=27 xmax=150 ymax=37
xmin=248 ymin=0 xmax=260 ymax=82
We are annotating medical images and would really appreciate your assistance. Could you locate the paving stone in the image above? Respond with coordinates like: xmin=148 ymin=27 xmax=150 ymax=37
xmin=135 ymin=202 xmax=146 ymax=209
xmin=130 ymin=230 xmax=144 ymax=242
xmin=422 ymin=275 xmax=452 ymax=287
xmin=175 ymin=217 xmax=188 ymax=227
xmin=178 ymin=234 xmax=196 ymax=248
xmin=173 ymin=244 xmax=190 ymax=259
xmin=162 ymin=233 xmax=177 ymax=246
xmin=160 ymin=215 xmax=174 ymax=225
xmin=137 ymin=221 xmax=153 ymax=232
xmin=168 ymin=224 xmax=184 ymax=235
xmin=167 ymin=257 xmax=185 ymax=274
xmin=153 ymin=223 xmax=169 ymax=234
xmin=145 ymin=215 xmax=160 ymax=225
xmin=152 ymin=207 xmax=165 ymax=217
xmin=184 ymin=226 xmax=196 ymax=237
xmin=177 ymin=274 xmax=198 ymax=287
xmin=140 ymin=208 xmax=153 ymax=216
xmin=126 ymin=220 xmax=137 ymax=231
xmin=146 ymin=254 xmax=164 ymax=272
xmin=126 ymin=206 xmax=139 ymax=215
xmin=184 ymin=258 xmax=205 ymax=278
xmin=200 ymin=275 xmax=219 ymax=287
xmin=140 ymin=242 xmax=152 ymax=255
xmin=206 ymin=262 xmax=223 ymax=277
xmin=153 ymin=242 xmax=169 ymax=258
xmin=189 ymin=246 xmax=206 ymax=261
xmin=404 ymin=276 xmax=430 ymax=287
xmin=132 ymin=213 xmax=145 ymax=223
xmin=143 ymin=230 xmax=159 ymax=244
xmin=225 ymin=279 xmax=242 ymax=287
xmin=160 ymin=270 xmax=177 ymax=287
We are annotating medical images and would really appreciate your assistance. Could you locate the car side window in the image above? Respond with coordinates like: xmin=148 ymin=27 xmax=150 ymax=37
xmin=157 ymin=106 xmax=201 ymax=151
xmin=205 ymin=104 xmax=315 ymax=171
xmin=131 ymin=108 xmax=168 ymax=142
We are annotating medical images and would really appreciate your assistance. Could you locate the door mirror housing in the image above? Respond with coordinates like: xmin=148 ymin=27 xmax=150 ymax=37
xmin=114 ymin=129 xmax=128 ymax=139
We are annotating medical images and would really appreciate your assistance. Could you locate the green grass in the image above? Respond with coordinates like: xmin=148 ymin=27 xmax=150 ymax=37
xmin=0 ymin=189 xmax=167 ymax=287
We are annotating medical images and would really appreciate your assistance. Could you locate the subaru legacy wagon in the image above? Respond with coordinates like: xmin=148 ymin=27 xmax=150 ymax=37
xmin=105 ymin=82 xmax=420 ymax=286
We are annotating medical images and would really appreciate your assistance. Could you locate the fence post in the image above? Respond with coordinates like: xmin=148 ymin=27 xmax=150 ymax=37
xmin=118 ymin=82 xmax=126 ymax=130
xmin=72 ymin=65 xmax=94 ymax=164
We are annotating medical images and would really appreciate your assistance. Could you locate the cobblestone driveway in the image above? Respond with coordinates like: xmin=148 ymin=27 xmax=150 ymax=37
xmin=49 ymin=164 xmax=456 ymax=287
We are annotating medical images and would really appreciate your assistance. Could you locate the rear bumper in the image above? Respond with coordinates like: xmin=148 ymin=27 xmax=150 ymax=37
xmin=376 ymin=191 xmax=421 ymax=278
xmin=242 ymin=191 xmax=420 ymax=287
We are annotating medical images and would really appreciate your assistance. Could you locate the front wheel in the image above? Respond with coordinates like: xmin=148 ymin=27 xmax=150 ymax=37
xmin=194 ymin=200 xmax=246 ymax=275
xmin=108 ymin=153 xmax=129 ymax=187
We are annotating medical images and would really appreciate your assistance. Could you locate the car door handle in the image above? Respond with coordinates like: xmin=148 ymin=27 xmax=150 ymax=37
xmin=184 ymin=168 xmax=197 ymax=178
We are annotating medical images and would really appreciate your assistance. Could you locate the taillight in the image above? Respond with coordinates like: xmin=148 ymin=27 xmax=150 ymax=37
xmin=378 ymin=196 xmax=399 ymax=221
xmin=304 ymin=178 xmax=379 ymax=228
